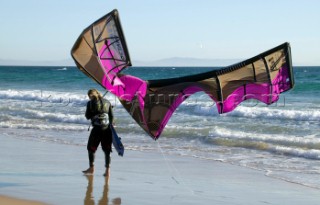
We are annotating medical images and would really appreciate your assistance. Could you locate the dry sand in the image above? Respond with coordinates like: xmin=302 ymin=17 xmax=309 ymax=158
xmin=0 ymin=195 xmax=46 ymax=205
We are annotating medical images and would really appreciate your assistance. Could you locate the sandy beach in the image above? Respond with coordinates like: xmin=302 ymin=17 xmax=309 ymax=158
xmin=0 ymin=195 xmax=46 ymax=205
xmin=0 ymin=133 xmax=319 ymax=205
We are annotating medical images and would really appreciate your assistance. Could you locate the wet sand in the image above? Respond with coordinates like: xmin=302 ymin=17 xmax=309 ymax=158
xmin=0 ymin=133 xmax=320 ymax=205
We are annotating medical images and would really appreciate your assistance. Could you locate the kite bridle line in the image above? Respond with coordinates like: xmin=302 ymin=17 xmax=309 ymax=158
xmin=156 ymin=141 xmax=195 ymax=195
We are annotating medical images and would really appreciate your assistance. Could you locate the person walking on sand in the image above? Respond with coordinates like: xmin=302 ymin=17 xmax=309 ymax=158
xmin=83 ymin=89 xmax=114 ymax=177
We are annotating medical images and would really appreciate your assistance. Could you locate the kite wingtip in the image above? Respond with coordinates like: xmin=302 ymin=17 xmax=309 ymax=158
xmin=113 ymin=9 xmax=119 ymax=16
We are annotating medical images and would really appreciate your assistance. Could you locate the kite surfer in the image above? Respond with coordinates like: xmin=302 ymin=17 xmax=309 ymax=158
xmin=82 ymin=89 xmax=114 ymax=177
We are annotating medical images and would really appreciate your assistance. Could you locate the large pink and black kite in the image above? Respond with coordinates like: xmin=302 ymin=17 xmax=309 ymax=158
xmin=71 ymin=9 xmax=295 ymax=139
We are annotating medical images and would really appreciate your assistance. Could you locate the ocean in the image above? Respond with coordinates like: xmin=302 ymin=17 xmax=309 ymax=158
xmin=0 ymin=65 xmax=319 ymax=188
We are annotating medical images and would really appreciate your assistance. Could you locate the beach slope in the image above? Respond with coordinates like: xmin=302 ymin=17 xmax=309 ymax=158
xmin=0 ymin=133 xmax=319 ymax=205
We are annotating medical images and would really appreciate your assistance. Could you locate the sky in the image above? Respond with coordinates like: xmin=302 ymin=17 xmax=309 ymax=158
xmin=0 ymin=0 xmax=319 ymax=65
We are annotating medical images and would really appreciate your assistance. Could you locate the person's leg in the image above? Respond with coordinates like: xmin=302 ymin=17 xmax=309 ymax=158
xmin=101 ymin=126 xmax=113 ymax=177
xmin=103 ymin=151 xmax=111 ymax=177
xmin=83 ymin=127 xmax=101 ymax=174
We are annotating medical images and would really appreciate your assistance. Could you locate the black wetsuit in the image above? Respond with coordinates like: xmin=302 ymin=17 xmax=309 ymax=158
xmin=85 ymin=98 xmax=114 ymax=168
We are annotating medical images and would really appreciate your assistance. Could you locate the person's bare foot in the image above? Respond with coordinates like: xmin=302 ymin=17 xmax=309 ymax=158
xmin=82 ymin=166 xmax=94 ymax=174
xmin=103 ymin=168 xmax=110 ymax=177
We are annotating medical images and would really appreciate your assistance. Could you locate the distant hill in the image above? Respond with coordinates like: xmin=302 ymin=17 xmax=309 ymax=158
xmin=0 ymin=57 xmax=240 ymax=67
xmin=133 ymin=57 xmax=241 ymax=67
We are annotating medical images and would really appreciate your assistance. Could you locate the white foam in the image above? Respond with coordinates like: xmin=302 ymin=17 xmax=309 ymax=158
xmin=24 ymin=109 xmax=88 ymax=124
xmin=0 ymin=89 xmax=88 ymax=105
xmin=175 ymin=95 xmax=320 ymax=122
xmin=182 ymin=102 xmax=320 ymax=122
xmin=228 ymin=106 xmax=320 ymax=122
xmin=0 ymin=121 xmax=85 ymax=131
xmin=209 ymin=127 xmax=320 ymax=160
xmin=270 ymin=146 xmax=320 ymax=160
xmin=211 ymin=127 xmax=320 ymax=146
xmin=57 ymin=67 xmax=67 ymax=71
xmin=0 ymin=89 xmax=121 ymax=107
xmin=0 ymin=106 xmax=87 ymax=124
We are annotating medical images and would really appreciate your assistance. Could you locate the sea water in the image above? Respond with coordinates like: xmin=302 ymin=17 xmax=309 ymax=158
xmin=0 ymin=66 xmax=319 ymax=188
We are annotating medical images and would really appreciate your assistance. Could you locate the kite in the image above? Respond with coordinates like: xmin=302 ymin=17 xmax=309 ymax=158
xmin=71 ymin=9 xmax=295 ymax=139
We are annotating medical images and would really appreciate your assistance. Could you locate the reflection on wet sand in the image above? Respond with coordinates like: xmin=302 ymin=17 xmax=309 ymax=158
xmin=84 ymin=175 xmax=121 ymax=205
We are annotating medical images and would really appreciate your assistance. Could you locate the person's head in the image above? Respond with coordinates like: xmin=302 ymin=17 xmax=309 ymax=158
xmin=87 ymin=89 xmax=102 ymax=100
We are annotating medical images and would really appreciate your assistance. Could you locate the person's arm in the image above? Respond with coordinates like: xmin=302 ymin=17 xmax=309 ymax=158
xmin=85 ymin=101 xmax=92 ymax=120
xmin=108 ymin=104 xmax=114 ymax=125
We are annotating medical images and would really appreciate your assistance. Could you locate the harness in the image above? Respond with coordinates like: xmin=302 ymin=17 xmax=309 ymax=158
xmin=89 ymin=98 xmax=110 ymax=127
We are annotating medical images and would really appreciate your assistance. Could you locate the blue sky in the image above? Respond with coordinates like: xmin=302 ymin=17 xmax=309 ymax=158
xmin=0 ymin=0 xmax=319 ymax=65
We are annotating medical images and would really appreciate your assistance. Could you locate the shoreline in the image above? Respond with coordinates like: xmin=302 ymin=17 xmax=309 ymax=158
xmin=1 ymin=134 xmax=320 ymax=205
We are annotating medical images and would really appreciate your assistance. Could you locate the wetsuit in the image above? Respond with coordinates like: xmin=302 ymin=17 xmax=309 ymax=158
xmin=85 ymin=98 xmax=114 ymax=168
